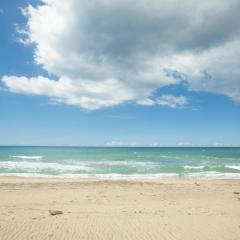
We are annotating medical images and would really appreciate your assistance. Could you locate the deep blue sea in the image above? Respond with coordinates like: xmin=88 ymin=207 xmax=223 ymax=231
xmin=0 ymin=146 xmax=240 ymax=179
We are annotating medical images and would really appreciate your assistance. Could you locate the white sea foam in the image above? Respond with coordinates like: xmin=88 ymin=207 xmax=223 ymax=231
xmin=199 ymin=155 xmax=239 ymax=161
xmin=1 ymin=172 xmax=240 ymax=180
xmin=225 ymin=165 xmax=240 ymax=171
xmin=0 ymin=173 xmax=55 ymax=178
xmin=86 ymin=173 xmax=180 ymax=180
xmin=66 ymin=160 xmax=159 ymax=168
xmin=11 ymin=155 xmax=43 ymax=160
xmin=0 ymin=161 xmax=92 ymax=172
xmin=184 ymin=165 xmax=205 ymax=170
xmin=0 ymin=173 xmax=179 ymax=180
xmin=185 ymin=171 xmax=240 ymax=179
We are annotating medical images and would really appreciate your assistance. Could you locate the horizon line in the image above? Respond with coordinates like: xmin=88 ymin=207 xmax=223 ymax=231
xmin=0 ymin=145 xmax=239 ymax=148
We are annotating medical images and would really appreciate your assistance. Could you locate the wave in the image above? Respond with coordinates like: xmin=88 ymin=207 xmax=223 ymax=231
xmin=0 ymin=173 xmax=179 ymax=180
xmin=11 ymin=155 xmax=43 ymax=160
xmin=184 ymin=171 xmax=240 ymax=179
xmin=1 ymin=172 xmax=240 ymax=180
xmin=63 ymin=160 xmax=159 ymax=168
xmin=0 ymin=161 xmax=92 ymax=172
xmin=225 ymin=165 xmax=240 ymax=171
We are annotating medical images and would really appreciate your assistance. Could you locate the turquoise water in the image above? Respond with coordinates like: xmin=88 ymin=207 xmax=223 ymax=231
xmin=0 ymin=146 xmax=240 ymax=179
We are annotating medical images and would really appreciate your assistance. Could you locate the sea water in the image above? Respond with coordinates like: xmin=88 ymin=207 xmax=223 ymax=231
xmin=0 ymin=146 xmax=240 ymax=179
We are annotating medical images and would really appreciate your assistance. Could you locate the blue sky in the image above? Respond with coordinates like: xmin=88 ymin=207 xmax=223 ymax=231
xmin=0 ymin=0 xmax=240 ymax=146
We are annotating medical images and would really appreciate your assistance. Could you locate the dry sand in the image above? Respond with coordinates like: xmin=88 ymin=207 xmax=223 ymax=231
xmin=0 ymin=178 xmax=240 ymax=240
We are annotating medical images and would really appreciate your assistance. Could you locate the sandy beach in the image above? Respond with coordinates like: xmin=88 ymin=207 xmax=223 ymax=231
xmin=0 ymin=178 xmax=240 ymax=240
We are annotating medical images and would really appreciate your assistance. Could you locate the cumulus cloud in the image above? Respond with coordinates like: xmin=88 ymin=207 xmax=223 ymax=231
xmin=106 ymin=141 xmax=137 ymax=147
xmin=157 ymin=95 xmax=188 ymax=108
xmin=1 ymin=0 xmax=240 ymax=109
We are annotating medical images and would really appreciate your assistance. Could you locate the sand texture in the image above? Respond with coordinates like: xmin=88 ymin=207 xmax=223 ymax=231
xmin=0 ymin=178 xmax=240 ymax=240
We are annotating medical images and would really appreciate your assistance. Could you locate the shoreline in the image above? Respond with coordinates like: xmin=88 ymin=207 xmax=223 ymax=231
xmin=1 ymin=175 xmax=240 ymax=182
xmin=1 ymin=177 xmax=240 ymax=186
xmin=1 ymin=172 xmax=240 ymax=181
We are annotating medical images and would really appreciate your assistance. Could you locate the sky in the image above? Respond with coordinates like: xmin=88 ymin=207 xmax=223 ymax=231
xmin=0 ymin=0 xmax=240 ymax=146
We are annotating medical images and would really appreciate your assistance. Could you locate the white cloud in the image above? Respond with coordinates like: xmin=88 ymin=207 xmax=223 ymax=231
xmin=157 ymin=94 xmax=188 ymax=108
xmin=148 ymin=142 xmax=161 ymax=147
xmin=164 ymin=40 xmax=240 ymax=102
xmin=1 ymin=0 xmax=240 ymax=109
xmin=177 ymin=142 xmax=192 ymax=147
xmin=106 ymin=141 xmax=137 ymax=147
xmin=2 ymin=75 xmax=139 ymax=110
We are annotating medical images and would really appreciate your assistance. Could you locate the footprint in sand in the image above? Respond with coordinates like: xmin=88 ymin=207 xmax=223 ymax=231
xmin=134 ymin=210 xmax=143 ymax=214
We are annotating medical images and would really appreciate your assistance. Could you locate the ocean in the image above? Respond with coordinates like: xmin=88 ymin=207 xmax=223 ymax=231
xmin=0 ymin=146 xmax=240 ymax=180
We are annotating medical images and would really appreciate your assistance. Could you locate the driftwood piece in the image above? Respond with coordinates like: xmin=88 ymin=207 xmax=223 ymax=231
xmin=49 ymin=210 xmax=63 ymax=216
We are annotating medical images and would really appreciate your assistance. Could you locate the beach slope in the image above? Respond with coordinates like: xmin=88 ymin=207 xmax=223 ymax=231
xmin=0 ymin=178 xmax=240 ymax=240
